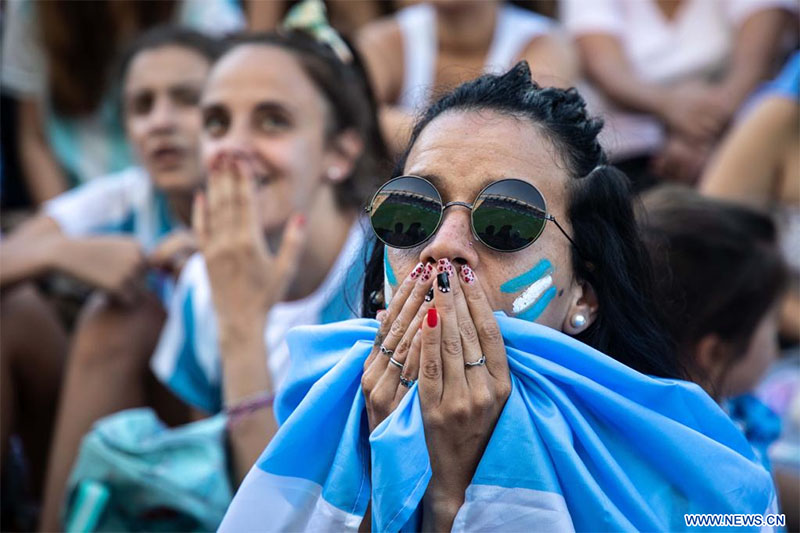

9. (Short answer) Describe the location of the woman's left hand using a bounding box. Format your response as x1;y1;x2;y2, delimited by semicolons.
409;258;512;529
148;229;197;279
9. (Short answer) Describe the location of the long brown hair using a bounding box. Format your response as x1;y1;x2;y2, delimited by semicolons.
37;0;177;116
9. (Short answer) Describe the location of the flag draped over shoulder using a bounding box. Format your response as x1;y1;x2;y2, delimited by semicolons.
220;314;776;532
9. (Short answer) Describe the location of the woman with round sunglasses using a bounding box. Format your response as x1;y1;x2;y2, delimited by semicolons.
220;62;777;532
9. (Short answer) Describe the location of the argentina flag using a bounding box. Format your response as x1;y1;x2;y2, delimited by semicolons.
219;313;777;532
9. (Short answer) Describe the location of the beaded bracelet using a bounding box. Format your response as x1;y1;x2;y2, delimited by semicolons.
225;390;275;428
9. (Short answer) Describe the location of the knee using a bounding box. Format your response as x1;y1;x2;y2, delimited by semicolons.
1;283;52;323
0;283;64;356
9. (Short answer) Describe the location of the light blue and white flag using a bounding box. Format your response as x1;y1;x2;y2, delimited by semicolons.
220;313;777;532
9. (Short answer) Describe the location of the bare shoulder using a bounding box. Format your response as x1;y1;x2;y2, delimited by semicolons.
517;32;579;89
356;16;404;103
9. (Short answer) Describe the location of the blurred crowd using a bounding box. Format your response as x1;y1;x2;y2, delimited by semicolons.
0;0;798;531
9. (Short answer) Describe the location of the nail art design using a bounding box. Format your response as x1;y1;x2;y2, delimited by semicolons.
460;264;476;284
437;258;455;276
425;288;434;302
437;272;451;293
420;263;434;282
409;262;425;280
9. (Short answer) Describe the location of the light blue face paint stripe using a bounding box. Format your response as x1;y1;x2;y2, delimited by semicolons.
516;286;557;322
384;248;398;287
500;259;553;294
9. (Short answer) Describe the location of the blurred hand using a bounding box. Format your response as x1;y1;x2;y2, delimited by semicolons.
148;229;197;279
659;82;731;141
194;155;306;341
53;236;147;305
651;133;713;185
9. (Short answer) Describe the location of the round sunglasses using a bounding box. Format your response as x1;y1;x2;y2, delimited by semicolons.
365;175;578;252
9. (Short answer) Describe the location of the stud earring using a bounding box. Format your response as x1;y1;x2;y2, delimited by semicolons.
327;167;343;181
570;313;587;329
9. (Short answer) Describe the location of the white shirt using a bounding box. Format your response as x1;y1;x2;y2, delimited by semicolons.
561;0;797;159
44;166;178;252
396;3;553;111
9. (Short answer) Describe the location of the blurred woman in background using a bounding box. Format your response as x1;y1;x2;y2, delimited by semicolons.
1;0;243;204
561;0;795;189
638;185;795;529
148;23;390;485
357;0;578;153
26;27;223;531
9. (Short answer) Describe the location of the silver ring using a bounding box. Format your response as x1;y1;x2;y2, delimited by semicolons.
389;357;404;370
465;355;486;368
399;376;416;388
380;345;394;357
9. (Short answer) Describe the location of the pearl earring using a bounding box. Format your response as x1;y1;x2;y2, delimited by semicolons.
328;167;343;181
570;313;587;329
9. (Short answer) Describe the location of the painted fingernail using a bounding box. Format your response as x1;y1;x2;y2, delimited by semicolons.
420;263;434;282
295;214;306;227
409;262;425;280
436;258;455;276
437;272;451;293
427;308;438;328
424;288;434;302
460;264;475;284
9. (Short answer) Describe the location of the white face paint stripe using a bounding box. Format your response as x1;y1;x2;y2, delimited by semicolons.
512;274;553;314
383;272;394;307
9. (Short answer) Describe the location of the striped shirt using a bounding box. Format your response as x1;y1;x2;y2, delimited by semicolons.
150;221;370;414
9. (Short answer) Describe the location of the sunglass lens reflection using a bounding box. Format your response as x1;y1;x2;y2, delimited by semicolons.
472;180;547;251
370;177;441;248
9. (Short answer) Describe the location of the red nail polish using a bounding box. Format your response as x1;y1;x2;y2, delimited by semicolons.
420;263;434;282
460;264;476;284
409;262;424;280
427;308;438;328
295;214;306;227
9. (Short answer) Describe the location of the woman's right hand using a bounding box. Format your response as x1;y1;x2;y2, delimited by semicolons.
193;155;306;339
361;261;434;432
53;236;147;305
659;83;730;141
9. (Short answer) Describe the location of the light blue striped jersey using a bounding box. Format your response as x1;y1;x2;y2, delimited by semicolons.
221;315;779;532
150;221;369;414
44;166;180;251
43;166;183;303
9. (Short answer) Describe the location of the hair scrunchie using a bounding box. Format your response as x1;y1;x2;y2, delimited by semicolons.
282;0;353;64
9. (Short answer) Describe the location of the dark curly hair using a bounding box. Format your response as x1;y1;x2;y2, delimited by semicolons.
362;61;682;380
